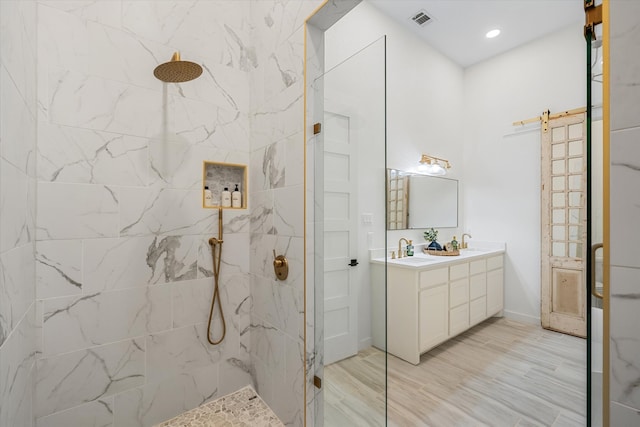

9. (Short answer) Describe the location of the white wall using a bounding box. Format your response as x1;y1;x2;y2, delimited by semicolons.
325;0;465;347
463;23;585;323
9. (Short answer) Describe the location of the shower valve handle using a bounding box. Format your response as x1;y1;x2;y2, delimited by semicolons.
272;250;289;281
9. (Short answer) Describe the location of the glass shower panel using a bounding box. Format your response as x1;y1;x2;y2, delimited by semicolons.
586;11;604;427
314;36;387;427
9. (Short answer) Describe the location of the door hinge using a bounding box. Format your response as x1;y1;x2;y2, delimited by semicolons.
584;2;602;40
313;123;321;135
313;375;322;389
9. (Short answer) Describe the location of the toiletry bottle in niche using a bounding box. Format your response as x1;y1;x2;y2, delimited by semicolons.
451;236;459;251
407;240;414;256
204;186;213;207
221;187;231;208
231;184;241;208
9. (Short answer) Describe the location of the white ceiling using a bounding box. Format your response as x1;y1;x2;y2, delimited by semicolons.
368;0;584;68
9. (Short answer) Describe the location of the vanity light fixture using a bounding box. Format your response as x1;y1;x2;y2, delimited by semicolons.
418;154;451;176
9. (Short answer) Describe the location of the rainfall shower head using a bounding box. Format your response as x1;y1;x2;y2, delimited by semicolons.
153;52;202;83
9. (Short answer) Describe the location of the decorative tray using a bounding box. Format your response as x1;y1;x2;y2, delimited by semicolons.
423;248;460;256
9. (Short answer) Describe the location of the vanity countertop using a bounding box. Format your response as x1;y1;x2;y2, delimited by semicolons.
370;245;505;269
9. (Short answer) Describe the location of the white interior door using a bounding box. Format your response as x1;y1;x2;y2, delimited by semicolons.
323;111;358;366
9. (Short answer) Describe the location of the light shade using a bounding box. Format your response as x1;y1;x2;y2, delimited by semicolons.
486;29;501;39
419;154;451;176
424;163;446;176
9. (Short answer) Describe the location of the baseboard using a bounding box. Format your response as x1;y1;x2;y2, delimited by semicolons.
359;337;372;351
503;310;540;325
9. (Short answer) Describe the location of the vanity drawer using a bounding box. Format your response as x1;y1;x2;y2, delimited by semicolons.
420;267;448;289
487;255;504;271
449;263;469;281
470;259;486;275
470;296;487;325
449;278;469;308
449;303;469;336
469;273;487;300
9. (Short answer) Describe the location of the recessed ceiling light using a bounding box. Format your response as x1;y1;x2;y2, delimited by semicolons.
486;29;501;39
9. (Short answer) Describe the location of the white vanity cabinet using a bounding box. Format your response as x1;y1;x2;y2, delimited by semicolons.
383;252;504;365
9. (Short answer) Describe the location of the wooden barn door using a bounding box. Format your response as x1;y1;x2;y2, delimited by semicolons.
541;112;587;337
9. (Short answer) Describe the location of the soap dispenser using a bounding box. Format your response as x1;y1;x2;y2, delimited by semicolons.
204;186;213;207
221;187;231;207
407;240;414;256
451;236;459;251
231;184;241;208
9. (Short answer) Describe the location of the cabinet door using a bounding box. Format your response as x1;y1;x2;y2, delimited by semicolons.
487;268;504;316
419;284;449;352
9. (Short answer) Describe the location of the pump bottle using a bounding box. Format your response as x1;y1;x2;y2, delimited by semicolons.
221;187;231;207
204;186;212;207
231;184;241;208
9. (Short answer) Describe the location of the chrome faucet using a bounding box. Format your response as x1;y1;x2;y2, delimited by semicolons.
398;238;409;258
461;233;472;249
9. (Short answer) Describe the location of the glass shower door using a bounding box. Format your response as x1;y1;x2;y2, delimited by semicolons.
585;4;604;425
313;36;387;426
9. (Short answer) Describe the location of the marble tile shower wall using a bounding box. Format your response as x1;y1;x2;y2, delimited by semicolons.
34;1;253;426
609;1;640;424
0;1;38;426
248;1;320;426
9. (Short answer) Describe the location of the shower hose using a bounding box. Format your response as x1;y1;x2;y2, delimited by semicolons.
206;237;226;345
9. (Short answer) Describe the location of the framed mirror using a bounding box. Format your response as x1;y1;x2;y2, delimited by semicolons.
386;168;458;230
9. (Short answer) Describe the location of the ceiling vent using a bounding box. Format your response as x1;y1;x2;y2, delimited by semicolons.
411;10;432;27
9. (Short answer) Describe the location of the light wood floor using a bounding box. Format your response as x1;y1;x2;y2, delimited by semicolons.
324;317;586;426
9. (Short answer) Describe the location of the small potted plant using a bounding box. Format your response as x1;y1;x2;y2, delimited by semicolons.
423;228;442;251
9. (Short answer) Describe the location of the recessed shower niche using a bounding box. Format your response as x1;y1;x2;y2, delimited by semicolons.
202;161;247;209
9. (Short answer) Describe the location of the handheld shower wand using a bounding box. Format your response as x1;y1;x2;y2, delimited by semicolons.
206;208;226;345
